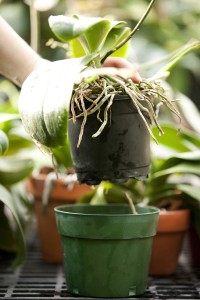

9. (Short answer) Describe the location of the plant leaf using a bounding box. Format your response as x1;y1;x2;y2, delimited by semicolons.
153;40;200;79
0;157;34;186
152;123;200;152
151;162;200;186
0;130;9;155
176;184;200;203
0;185;25;267
159;151;200;171
0;113;19;123
49;14;127;56
0;202;16;253
100;27;131;59
70;38;86;58
175;93;200;135
19;57;94;148
48;15;87;42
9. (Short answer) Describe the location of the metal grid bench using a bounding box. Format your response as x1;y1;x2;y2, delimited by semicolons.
1;236;200;300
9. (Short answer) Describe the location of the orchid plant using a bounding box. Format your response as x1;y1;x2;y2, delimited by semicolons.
18;0;200;162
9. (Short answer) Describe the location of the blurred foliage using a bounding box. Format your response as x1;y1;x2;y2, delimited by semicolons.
0;0;200;261
0;0;199;108
0;79;35;267
0;78;60;267
0;0;68;60
61;0;200;109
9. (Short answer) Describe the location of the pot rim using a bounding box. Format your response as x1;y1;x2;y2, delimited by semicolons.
54;203;160;217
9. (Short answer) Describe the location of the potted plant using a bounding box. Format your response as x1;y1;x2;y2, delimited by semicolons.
143;121;200;275
16;0;200;295
148;93;200;269
18;0;200;186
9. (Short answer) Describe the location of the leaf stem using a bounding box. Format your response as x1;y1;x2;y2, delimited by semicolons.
101;0;157;63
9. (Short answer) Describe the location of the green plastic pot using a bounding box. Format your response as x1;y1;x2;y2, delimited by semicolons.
55;204;159;298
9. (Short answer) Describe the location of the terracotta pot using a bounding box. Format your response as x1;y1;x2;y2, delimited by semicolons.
149;209;190;276
26;168;91;263
188;226;200;267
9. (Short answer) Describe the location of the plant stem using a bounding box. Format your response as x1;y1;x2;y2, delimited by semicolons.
101;0;157;63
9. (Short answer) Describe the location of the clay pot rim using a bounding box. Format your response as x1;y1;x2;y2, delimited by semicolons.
157;208;190;233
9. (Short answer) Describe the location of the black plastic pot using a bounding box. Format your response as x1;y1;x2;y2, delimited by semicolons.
68;94;150;185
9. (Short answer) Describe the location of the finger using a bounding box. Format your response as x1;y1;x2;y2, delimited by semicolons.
103;57;141;83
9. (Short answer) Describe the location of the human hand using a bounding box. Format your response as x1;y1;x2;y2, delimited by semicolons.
102;57;141;83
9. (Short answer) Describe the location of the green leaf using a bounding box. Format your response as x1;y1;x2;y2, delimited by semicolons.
84;19;112;54
49;14;127;57
0;113;19;123
147;186;179;204
52;143;72;169
151;162;200;185
19;57;95;149
152;123;200;152
5;133;33;156
161;40;200;73
0;185;25;267
159;151;200;171
70;37;87;58
0;157;34;186
101;27;131;59
0;202;16;253
90;184;107;205
176;184;200;203
0;130;9;155
153;40;200;79
48;15;87;42
175;93;200;135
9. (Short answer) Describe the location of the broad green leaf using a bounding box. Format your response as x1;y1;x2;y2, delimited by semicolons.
48;15;87;42
70;38;86;58
0;202;16;253
161;40;200;73
152;123;200;152
101;27;131;59
83;18;126;54
152;40;200;80
49;15;125;44
176;93;200;135
0;130;9;155
5;134;33;156
176;184;200;203
148;188;180;205
84;19;111;54
160;150;200;171
49;14;127;57
19;57;95;148
0;185;25;267
0;157;34;186
0;113;19;123
151;162;200;185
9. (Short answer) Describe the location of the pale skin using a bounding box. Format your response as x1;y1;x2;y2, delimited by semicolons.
0;16;141;87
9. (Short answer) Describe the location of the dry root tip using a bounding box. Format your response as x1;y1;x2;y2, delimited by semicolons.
125;192;138;215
